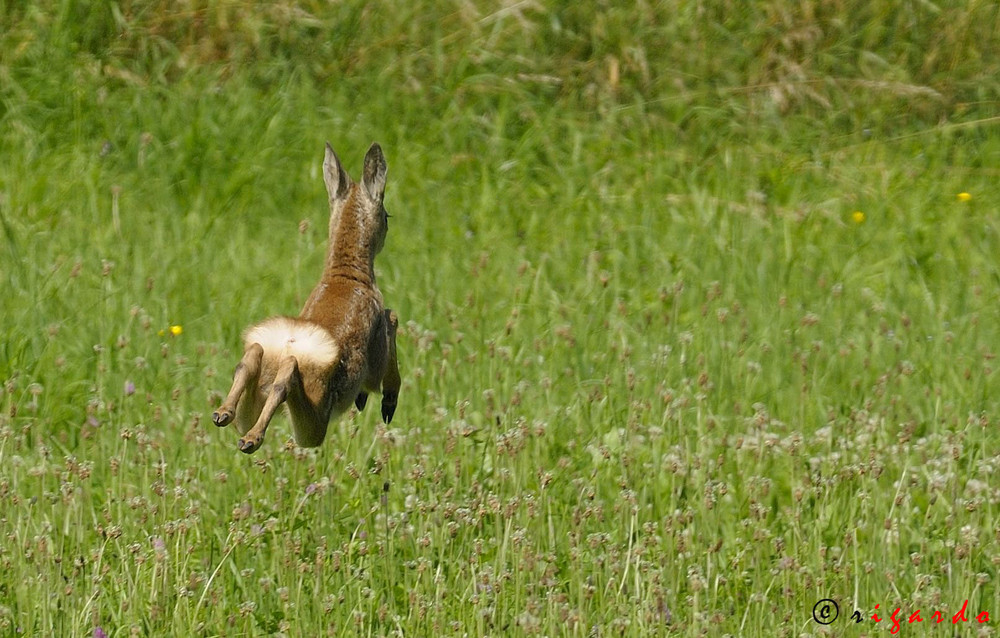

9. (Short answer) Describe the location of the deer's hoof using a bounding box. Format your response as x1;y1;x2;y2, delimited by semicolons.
381;394;397;425
238;437;260;454
355;392;369;412
212;408;234;427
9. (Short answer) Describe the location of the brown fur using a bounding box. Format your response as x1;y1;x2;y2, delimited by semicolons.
212;142;400;454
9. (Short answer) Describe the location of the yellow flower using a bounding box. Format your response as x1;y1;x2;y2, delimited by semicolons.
169;325;183;336
957;192;972;202
851;211;865;224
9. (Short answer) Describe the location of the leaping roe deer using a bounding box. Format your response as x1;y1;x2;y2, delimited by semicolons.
212;142;400;454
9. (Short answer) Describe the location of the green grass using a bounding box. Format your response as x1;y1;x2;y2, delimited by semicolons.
2;1;1000;636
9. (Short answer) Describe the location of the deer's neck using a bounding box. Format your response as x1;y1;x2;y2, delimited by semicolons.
323;235;376;287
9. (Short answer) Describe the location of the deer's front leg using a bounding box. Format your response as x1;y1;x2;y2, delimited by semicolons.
380;309;401;424
213;343;264;428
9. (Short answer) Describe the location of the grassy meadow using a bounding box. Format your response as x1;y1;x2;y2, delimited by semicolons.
2;1;1000;635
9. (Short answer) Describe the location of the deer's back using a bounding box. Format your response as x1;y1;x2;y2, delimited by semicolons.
300;275;384;351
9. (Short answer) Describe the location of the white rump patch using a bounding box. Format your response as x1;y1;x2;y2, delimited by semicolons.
244;317;339;368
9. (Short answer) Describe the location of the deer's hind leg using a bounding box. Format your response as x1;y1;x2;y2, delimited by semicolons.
213;343;264;429
238;355;327;454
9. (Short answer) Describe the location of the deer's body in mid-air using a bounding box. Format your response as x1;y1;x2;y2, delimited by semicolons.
212;142;400;454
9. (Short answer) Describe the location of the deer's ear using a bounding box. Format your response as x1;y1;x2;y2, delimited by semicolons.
361;143;387;203
323;142;350;202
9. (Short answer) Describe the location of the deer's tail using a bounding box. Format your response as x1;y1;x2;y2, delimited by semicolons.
243;316;339;377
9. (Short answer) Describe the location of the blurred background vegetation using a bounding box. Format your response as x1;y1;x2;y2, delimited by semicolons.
2;2;1000;635
4;0;999;146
